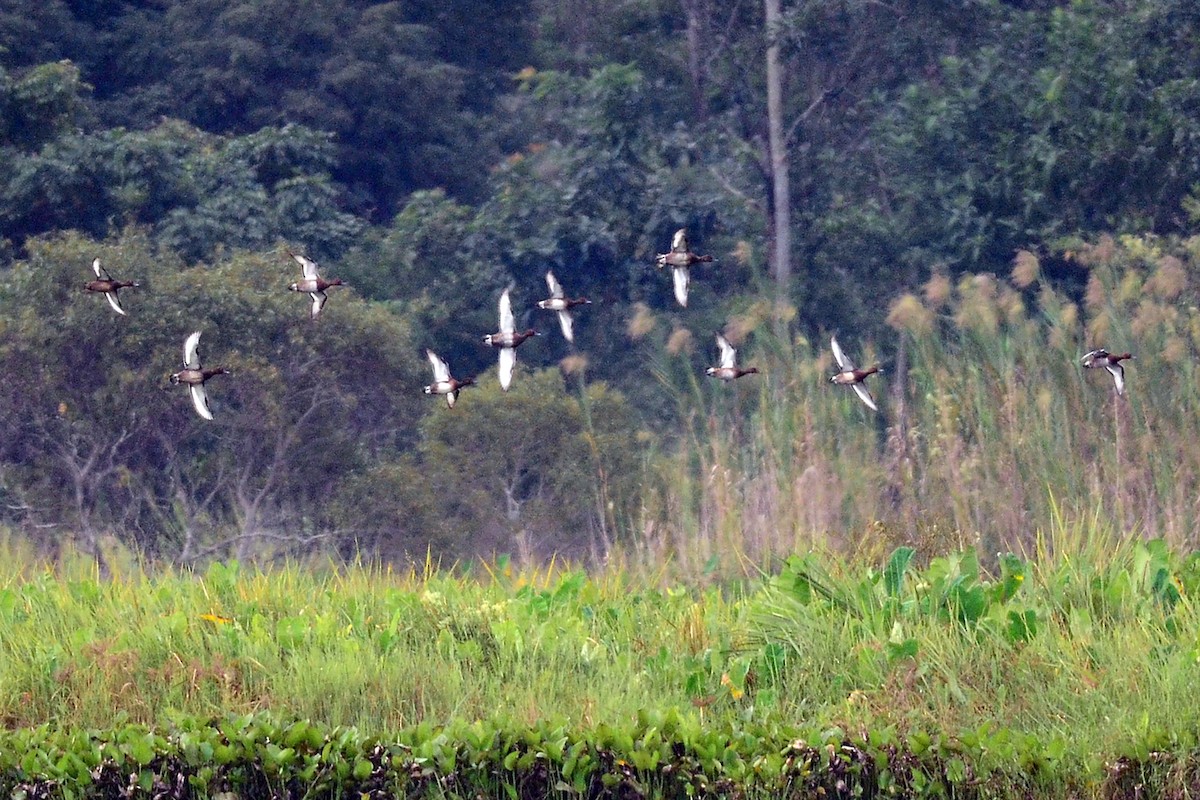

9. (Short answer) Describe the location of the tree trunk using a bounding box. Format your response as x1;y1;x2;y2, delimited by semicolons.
682;0;708;121
765;0;791;315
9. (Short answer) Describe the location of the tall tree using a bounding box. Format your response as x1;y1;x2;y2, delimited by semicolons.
764;0;790;311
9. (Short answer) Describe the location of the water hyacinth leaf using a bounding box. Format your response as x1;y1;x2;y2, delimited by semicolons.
995;553;1026;602
884;547;916;597
887;621;920;661
126;735;156;766
948;581;988;625
1006;609;1038;643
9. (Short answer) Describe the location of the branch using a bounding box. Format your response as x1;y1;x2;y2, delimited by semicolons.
708;163;765;214
783;86;842;149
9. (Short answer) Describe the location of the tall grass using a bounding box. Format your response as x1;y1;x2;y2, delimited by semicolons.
633;234;1200;576
2;530;1199;772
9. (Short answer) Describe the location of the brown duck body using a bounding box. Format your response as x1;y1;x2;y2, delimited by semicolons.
170;367;230;386
85;278;137;293
170;331;229;420
705;334;758;382
537;271;590;343
289;276;345;294
656;251;714;269
707;366;759;381
537;296;590;312
85;258;139;315
1082;349;1133;394
483;329;539;348
424;350;475;408
829;336;880;412
287;250;346;319
831;366;879;385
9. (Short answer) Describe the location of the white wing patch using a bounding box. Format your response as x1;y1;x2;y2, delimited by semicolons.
427;350;450;383
546;271;564;299
499;346;516;391
671;228;688;253
852;383;878;412
1106;363;1125;395
190;384;214;420
499;288;514;334
291;251;320;280
183;331;203;369
830;336;854;371
104;292;126;316
672;266;689;308
557;310;574;343
92;258;103;278
310;291;327;319
716;334;736;369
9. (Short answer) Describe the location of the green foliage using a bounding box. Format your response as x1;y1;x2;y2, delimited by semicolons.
408;368;642;559
0;546;1199;796
0;231;420;561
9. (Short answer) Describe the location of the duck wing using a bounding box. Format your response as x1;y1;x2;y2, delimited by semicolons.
189;384;214;420
289;250;320;280
830;336;856;371
1106;363;1125;395
183;331;203;369
499;288;514;334
499;346;516;391
852;383;878;412
716;334;736;369
671;228;689;254
92;258;108;279
672;265;689;308
557;310;574;343
104;291;127;316
445;389;458;409
426;349;450;383
545;271;564;299
310;291;327;319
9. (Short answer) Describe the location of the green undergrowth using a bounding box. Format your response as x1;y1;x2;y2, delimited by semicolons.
2;533;1200;797
0;710;1168;800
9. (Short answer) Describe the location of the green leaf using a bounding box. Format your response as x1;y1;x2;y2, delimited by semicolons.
884;547;916;597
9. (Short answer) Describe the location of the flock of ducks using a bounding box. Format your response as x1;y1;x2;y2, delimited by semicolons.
417;228;890;411
81;229;1133;420
82;251;347;420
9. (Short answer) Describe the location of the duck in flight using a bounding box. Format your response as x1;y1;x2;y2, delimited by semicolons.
483;288;539;390
1082;349;1133;395
536;271;590;343
84;258;139;316
170;331;230;420
830;336;880;412
287;250;346;319
705;333;758;381
655;229;713;308
423;350;475;408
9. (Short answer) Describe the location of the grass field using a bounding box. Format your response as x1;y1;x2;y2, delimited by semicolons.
2;522;1199;796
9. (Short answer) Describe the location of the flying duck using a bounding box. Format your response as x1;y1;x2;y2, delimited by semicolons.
1082;349;1133;395
170;331;230;421
482;288;539;390
536;271;590;343
287;250;346;319
84;258;139;315
830;336;880;412
423;350;475;408
705;334;758;381
655;229;713;308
